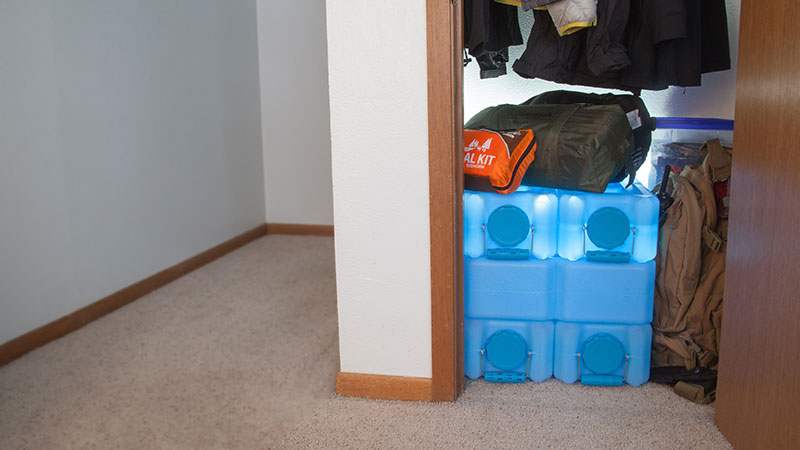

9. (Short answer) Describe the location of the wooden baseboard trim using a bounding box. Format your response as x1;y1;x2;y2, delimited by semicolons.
265;223;334;236
335;372;433;402
0;224;269;367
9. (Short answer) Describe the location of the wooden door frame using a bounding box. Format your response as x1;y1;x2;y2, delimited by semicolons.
427;0;464;402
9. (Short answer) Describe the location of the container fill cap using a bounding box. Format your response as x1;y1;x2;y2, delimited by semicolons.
487;205;530;247
485;330;528;371
486;205;531;247
582;334;625;375
587;207;630;249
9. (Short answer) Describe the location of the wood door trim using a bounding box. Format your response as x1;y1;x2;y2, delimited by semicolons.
427;0;464;401
0;224;269;366
336;372;433;402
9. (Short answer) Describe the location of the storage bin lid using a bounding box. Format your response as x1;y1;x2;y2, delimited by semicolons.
582;334;625;375
487;205;530;247
587;207;630;249
654;117;734;130
485;330;528;371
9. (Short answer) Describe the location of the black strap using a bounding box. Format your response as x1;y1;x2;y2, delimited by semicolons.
623;154;636;187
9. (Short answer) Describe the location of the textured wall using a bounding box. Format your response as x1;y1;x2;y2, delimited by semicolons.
257;0;334;225
326;0;432;377
0;0;265;344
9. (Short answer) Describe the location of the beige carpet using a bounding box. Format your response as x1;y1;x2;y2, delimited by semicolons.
0;235;339;449
1;235;731;449
282;379;731;450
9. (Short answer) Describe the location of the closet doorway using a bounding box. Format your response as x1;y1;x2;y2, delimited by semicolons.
427;2;800;449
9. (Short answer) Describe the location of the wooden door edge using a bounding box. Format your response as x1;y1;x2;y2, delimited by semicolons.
426;0;464;402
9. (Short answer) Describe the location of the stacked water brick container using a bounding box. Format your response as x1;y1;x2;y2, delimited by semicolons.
463;183;659;386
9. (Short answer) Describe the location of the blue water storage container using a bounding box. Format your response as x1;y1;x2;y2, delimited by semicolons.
555;258;655;324
557;182;658;263
465;257;557;321
464;188;558;260
554;322;651;386
465;318;554;383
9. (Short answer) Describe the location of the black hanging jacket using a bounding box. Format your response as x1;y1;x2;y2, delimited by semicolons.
620;0;731;90
464;0;524;78
513;0;731;91
513;1;632;89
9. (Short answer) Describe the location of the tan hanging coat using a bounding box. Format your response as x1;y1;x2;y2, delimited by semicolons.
652;139;732;370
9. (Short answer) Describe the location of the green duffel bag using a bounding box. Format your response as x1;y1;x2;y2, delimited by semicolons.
465;103;635;193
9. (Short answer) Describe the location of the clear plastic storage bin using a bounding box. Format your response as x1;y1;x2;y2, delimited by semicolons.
554;321;651;387
465;257;557;321
557;182;658;263
464;188;558;260
644;117;734;189
465;318;554;383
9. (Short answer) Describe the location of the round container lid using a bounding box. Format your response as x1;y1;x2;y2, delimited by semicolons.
586;207;631;250
581;334;625;375
487;205;530;248
485;330;528;371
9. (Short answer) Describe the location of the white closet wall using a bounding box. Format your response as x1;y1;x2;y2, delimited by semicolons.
326;0;432;377
0;0;264;344
257;0;334;226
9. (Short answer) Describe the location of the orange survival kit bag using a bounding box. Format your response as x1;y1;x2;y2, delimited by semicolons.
463;129;537;195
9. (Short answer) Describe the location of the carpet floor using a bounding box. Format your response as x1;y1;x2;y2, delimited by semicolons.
0;235;339;449
0;235;730;449
282;379;731;450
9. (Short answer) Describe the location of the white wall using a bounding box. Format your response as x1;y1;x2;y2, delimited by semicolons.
257;0;334;226
0;0;265;344
326;0;432;377
465;0;741;120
